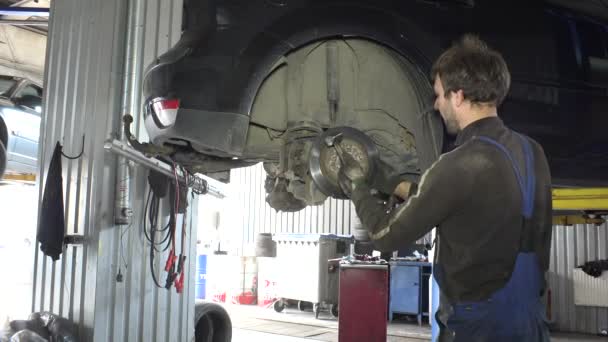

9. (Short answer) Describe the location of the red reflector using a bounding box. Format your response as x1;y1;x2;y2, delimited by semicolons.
153;98;180;113
150;98;180;127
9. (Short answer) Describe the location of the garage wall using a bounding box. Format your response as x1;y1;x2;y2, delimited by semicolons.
31;0;196;342
227;163;358;252
549;223;608;334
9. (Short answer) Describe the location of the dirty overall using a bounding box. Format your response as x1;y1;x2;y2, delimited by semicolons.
437;134;551;342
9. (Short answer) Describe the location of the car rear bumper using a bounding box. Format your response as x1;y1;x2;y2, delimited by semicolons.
144;107;250;157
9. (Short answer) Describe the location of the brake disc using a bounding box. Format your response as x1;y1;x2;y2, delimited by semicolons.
309;127;379;199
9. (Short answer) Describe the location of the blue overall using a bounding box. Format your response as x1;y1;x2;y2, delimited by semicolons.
438;134;550;342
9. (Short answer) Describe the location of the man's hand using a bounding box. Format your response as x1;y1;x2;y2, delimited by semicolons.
393;181;412;200
337;151;365;197
371;159;415;199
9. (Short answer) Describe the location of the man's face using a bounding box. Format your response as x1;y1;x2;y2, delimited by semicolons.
433;76;460;135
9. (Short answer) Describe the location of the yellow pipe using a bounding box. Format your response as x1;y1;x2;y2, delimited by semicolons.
552;188;608;211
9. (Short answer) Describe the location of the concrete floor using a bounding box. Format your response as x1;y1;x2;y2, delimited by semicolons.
224;303;608;342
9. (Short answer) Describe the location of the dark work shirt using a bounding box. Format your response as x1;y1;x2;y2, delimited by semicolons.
352;117;553;303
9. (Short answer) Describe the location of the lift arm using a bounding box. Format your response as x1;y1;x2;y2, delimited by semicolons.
552;188;608;211
552;188;608;225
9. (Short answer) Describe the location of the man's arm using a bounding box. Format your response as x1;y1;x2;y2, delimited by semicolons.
351;152;473;252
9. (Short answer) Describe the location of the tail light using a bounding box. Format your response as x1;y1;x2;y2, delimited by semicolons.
148;97;180;128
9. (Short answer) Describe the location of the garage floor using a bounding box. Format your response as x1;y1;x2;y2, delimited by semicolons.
223;304;608;342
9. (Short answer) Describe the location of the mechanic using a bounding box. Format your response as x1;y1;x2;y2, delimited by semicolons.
338;34;553;341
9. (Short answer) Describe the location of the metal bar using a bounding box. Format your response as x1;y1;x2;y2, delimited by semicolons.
552;215;606;226
552;188;608;211
114;0;142;226
10;0;35;7
0;19;47;25
339;264;388;270
104;138;226;198
0;7;49;16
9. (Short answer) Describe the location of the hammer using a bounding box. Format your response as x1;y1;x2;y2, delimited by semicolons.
324;132;348;165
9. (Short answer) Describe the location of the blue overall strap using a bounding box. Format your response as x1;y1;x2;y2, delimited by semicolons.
442;134;549;342
475;134;535;218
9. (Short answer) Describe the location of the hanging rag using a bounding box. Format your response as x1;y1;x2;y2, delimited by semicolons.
36;142;66;261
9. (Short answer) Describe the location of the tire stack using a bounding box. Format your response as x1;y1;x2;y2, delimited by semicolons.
194;302;232;342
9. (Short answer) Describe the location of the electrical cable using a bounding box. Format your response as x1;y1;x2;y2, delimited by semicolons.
145;163;201;292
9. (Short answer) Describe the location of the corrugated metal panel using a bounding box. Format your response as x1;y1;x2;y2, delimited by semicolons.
228;163;434;251
549;223;608;334
32;0;195;341
229;163;357;250
231;166;608;335
573;268;608;307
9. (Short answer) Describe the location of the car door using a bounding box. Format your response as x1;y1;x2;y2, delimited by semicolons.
471;0;608;185
7;83;42;172
536;5;608;184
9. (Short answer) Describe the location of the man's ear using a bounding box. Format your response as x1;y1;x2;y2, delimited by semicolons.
450;89;465;107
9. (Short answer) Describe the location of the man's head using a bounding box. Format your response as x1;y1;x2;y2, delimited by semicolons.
431;34;511;135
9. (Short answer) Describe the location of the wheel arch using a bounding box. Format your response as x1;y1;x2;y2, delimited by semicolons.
221;4;445;166
222;3;443;117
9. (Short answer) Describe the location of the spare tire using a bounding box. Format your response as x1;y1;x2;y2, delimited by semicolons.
0;141;6;179
194;301;232;342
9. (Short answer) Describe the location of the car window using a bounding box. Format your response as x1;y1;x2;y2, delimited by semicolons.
575;20;608;85
0;76;17;97
18;85;43;98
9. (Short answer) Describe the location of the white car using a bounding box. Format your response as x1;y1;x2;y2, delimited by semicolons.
0;75;43;177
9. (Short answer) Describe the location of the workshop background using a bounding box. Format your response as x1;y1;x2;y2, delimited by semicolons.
0;0;607;341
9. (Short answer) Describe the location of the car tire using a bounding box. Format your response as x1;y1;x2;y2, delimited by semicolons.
194;301;232;342
0;117;7;148
0;140;6;179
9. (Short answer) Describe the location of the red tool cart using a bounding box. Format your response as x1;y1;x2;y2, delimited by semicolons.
338;264;389;342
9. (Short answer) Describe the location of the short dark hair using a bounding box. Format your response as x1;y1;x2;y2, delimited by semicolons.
431;34;511;106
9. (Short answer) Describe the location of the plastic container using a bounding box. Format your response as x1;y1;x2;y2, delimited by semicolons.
206;254;229;303
206;255;258;304
195;254;207;299
226;256;258;305
255;233;276;257
273;233;353;318
257;257;278;308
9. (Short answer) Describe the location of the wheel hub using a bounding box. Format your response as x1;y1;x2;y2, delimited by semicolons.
309;127;378;199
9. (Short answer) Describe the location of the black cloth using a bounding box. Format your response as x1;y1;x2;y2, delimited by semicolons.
37;142;66;261
352;117;553;303
580;259;608;277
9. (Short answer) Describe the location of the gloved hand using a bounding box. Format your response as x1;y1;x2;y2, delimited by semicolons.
371;159;417;198
337;151;366;197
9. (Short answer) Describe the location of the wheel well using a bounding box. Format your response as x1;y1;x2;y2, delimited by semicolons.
221;3;441;118
246;37;443;171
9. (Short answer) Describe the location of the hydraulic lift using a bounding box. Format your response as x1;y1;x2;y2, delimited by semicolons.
552;188;608;225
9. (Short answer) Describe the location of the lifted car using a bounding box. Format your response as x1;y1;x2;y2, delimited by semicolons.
142;0;608;211
0;75;43;177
